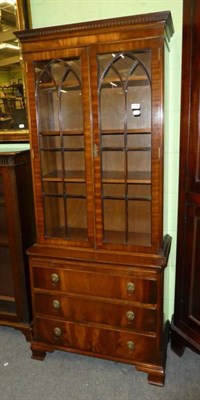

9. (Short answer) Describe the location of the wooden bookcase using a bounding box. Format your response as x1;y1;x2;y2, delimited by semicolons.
0;145;35;340
16;12;173;385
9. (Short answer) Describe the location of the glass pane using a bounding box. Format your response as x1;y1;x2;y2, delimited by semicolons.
61;88;83;131
63;136;85;180
66;198;87;229
100;82;124;131
102;134;124;148
35;59;83;133
66;198;88;241
0;247;14;296
40;150;62;178
128;150;151;173
128;201;151;246
37;89;59;132
127;133;151;147
0;175;7;237
64;151;85;174
43;182;63;196
127;64;151;130
65;183;86;196
0;203;7;236
0;174;3;197
102;151;125;174
44;196;65;237
99;50;151;247
128;184;151;200
63;135;84;149
35;57;88;241
44;195;87;238
191;219;200;320
0;299;16;314
40;135;61;150
103;199;125;243
60;65;83;131
99;51;151;132
103;184;125;198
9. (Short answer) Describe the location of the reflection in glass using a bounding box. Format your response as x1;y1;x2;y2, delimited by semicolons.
0;0;29;135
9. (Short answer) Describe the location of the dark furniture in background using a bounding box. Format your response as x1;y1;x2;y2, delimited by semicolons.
0;146;35;340
17;12;173;385
171;0;200;354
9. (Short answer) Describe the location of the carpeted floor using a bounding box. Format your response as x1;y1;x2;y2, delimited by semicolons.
0;325;199;400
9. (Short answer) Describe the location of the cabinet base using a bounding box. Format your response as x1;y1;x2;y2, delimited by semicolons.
148;372;165;386
31;348;47;361
134;365;165;386
30;340;167;387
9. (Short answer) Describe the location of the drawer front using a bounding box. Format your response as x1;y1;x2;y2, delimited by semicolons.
32;265;157;304
34;317;157;363
34;293;157;331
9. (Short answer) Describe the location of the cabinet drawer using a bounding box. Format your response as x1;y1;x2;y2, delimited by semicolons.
34;293;157;331
32;265;157;303
34;317;157;363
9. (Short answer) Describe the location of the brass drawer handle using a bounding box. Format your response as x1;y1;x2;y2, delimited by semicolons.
126;310;135;321
54;327;62;337
127;340;135;351
52;299;60;309
51;273;59;284
126;282;135;294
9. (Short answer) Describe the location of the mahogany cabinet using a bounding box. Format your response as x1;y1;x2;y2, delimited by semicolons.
0;145;35;340
171;0;200;354
16;12;173;385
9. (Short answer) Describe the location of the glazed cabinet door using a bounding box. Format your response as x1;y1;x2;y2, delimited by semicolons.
27;48;94;247
26;39;164;253
90;40;164;252
182;205;200;331
0;161;31;325
0;170;16;316
171;0;200;352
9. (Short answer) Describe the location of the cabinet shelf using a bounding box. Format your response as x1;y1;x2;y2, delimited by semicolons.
101;147;151;151
38;74;149;91
47;227;88;241
40;147;84;152
46;227;151;245
42;170;151;184
102;195;151;201
101;129;151;135
104;230;151;246
39;130;84;136
38;82;81;91
45;193;86;199
39;129;151;137
42;170;85;182
101;75;149;88
102;171;151;184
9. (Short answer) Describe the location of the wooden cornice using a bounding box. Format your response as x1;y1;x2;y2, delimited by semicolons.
15;11;174;43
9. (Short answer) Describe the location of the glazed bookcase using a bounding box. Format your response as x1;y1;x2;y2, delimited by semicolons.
0;146;35;339
16;11;173;386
